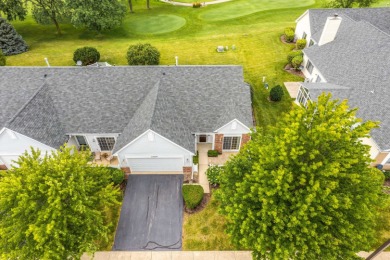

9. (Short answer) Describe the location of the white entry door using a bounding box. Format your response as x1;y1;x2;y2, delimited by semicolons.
126;157;183;172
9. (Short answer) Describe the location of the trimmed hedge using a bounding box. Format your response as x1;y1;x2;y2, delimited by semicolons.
296;39;307;50
287;50;302;64
270;85;284;102
284;27;295;43
207;150;219;157
0;50;5;66
292;55;303;70
127;43;160;65
193;2;201;8
73;47;100;66
182;185;204;209
107;167;124;185
206;165;224;185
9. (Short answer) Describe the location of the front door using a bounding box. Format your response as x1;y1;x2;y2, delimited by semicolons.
199;135;207;143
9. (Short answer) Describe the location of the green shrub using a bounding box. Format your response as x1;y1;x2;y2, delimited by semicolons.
292;55;303;70
193;2;201;8
384;171;390;181
296;39;307;50
270;85;284;102
127;43;160;65
0;50;5;66
207;150;219;157
182;185;204;209
73;47;100;66
206;165;224;185
287;50;302;64
107;167;124;185
193;151;199;165
284;27;295;43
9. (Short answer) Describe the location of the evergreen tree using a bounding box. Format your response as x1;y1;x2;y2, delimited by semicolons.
0;17;28;55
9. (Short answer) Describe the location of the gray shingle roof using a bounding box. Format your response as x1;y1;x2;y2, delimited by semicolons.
308;8;390;42
302;8;390;150
1;66;253;153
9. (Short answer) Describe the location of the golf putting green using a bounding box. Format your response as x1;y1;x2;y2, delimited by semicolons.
199;0;315;21
129;15;186;34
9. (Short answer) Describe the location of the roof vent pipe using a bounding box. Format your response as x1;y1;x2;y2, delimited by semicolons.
318;15;342;46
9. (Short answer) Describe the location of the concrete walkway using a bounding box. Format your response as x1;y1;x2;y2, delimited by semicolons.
82;251;390;260
198;143;211;193
160;0;232;7
82;251;252;260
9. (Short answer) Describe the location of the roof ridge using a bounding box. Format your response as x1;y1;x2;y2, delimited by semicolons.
6;82;47;126
359;19;390;38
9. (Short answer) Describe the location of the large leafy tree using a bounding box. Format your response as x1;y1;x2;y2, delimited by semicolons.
67;0;126;32
0;17;28;55
0;0;26;20
0;147;121;259
217;93;386;259
0;0;68;34
327;0;377;7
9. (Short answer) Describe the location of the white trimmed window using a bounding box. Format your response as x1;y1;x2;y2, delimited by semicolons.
306;60;314;74
223;136;241;150
97;137;116;151
302;32;307;39
296;86;311;108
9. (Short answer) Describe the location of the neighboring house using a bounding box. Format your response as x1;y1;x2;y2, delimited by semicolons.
293;8;390;168
0;66;253;175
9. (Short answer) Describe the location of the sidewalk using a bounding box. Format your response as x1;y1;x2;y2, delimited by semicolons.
82;251;252;260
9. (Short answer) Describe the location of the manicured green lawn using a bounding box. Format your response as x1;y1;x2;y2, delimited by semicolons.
183;195;241;250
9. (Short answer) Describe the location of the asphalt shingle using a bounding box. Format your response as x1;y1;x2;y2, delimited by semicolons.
1;66;253;153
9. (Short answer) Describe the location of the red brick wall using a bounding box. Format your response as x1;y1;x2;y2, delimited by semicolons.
183;166;192;174
0;164;7;170
214;134;224;154
241;134;251;147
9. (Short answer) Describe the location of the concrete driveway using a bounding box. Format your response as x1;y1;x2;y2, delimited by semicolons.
113;174;183;251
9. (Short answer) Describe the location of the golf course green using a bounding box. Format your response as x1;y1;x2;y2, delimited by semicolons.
199;0;315;21
128;14;186;34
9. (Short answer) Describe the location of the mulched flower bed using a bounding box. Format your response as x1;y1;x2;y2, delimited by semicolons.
284;63;305;78
280;35;295;45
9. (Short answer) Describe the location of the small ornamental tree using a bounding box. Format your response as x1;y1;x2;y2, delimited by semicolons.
284;27;295;43
269;85;284;101
217;93;386;260
291;55;303;70
127;43;160;65
73;46;100;65
287;50;302;64
0;50;5;66
296;39;307;50
0;146;121;259
0;17;28;55
206;165;224;186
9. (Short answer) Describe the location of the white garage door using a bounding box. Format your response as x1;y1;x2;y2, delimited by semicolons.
126;157;183;172
0;155;20;169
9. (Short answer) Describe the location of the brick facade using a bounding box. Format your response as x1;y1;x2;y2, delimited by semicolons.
0;164;7;170
241;133;251;146
214;134;224;154
183;166;192;174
